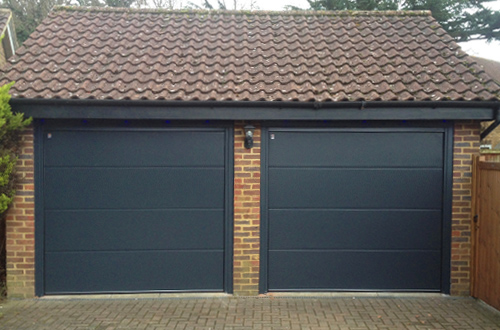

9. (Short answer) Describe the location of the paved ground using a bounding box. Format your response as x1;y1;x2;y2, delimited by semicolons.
0;294;499;329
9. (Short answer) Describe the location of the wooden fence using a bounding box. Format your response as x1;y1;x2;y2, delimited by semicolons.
472;156;500;310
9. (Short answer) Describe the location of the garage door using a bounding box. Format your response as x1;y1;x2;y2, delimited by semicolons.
264;128;446;291
41;126;230;294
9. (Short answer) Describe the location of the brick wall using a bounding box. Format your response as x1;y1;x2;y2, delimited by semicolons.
2;121;481;298
5;127;35;298
233;123;261;296
451;121;480;296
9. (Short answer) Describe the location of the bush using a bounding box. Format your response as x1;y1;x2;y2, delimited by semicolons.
0;82;31;213
0;82;31;297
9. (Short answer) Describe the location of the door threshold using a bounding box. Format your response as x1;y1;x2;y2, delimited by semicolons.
265;292;446;298
40;292;232;300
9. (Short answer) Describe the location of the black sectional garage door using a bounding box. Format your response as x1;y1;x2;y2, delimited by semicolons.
41;126;230;294
264;128;447;291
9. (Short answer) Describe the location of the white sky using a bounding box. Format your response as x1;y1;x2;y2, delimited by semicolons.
246;0;500;62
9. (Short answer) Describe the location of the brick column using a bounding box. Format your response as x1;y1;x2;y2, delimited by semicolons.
451;121;480;296
233;123;260;296
5;127;35;298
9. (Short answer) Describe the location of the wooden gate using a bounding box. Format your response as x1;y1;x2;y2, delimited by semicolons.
472;156;500;310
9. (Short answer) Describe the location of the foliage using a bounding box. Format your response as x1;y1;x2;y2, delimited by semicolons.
303;0;500;42
403;0;500;41
307;0;398;11
73;0;104;6
147;0;184;10
187;0;257;10
1;0;70;43
104;0;135;7
0;82;30;298
0;82;31;215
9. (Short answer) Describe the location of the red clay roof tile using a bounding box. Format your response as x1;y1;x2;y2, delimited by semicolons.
1;7;499;102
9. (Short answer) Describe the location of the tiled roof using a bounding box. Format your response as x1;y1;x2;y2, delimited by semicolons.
1;7;499;102
472;56;500;85
0;9;11;35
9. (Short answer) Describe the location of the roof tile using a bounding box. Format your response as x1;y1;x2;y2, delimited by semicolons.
1;7;499;102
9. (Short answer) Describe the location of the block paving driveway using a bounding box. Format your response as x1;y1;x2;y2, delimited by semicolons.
0;294;499;329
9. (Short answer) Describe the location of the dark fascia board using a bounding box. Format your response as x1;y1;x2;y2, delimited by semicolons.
10;99;500;120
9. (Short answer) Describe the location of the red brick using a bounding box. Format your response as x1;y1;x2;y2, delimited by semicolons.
450;121;479;297
233;123;261;296
6;128;35;298
3;121;480;299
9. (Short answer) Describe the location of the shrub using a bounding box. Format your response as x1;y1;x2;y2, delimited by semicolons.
0;82;31;297
0;82;31;213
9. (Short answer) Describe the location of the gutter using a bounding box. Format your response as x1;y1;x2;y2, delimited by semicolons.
9;98;500;121
9;98;500;109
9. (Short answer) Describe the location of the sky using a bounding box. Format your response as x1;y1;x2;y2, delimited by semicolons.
244;0;500;62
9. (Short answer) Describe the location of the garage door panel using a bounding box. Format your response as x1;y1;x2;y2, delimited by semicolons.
41;127;229;294
269;132;443;168
265;129;445;292
45;210;224;252
45;251;224;293
44;131;225;167
44;168;224;209
269;168;443;209
268;251;442;290
269;210;442;250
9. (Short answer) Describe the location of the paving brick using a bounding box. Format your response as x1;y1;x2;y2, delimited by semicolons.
1;296;500;329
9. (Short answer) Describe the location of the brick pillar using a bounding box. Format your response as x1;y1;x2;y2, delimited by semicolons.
451;121;480;296
5;127;35;298
233;123;260;296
